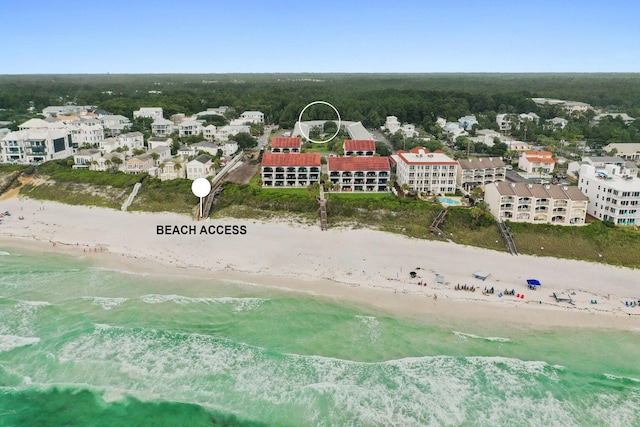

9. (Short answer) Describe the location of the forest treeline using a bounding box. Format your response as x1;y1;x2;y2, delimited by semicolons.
2;73;640;142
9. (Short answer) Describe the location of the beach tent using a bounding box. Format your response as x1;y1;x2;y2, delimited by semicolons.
526;279;541;287
472;270;491;281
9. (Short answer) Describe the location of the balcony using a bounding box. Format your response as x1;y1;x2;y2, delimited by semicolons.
298;167;308;172
354;172;365;177
287;167;296;173
554;200;568;207
366;172;376;177
275;174;284;179
264;167;273;172
500;203;514;210
342;172;353;177
366;179;376;184
501;196;515;203
379;172;389;177
330;172;340;177
263;174;273;179
310;167;320;173
275;167;284;173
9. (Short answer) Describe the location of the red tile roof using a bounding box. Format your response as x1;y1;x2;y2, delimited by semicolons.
328;156;390;171
271;137;302;148
261;153;321;167
343;139;375;151
526;156;555;163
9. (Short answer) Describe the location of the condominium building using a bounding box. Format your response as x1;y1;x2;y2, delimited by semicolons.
390;148;458;195
271;137;302;153
133;107;164;121
1;119;73;164
343;139;375;156
456;157;506;191
485;182;588;225
578;164;640;226
68;118;104;146
261;153;321;188
327;156;390;192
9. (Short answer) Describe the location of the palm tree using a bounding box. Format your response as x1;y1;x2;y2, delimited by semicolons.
401;183;410;198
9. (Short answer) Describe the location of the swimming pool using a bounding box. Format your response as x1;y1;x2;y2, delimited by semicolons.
438;197;461;206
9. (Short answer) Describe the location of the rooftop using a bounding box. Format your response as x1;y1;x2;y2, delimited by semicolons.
394;148;457;165
492;181;588;201
271;137;302;148
328;156;390;171
343;139;375;151
262;153;321;167
458;157;506;170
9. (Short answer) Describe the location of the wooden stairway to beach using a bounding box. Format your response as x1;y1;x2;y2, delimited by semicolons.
318;186;328;231
497;220;518;255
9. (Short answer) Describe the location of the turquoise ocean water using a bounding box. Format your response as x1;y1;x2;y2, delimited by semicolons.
1;247;639;426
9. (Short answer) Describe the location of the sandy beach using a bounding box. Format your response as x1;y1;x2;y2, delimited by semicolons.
1;196;640;329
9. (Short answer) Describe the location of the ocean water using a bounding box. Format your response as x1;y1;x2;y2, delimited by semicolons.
1;248;639;426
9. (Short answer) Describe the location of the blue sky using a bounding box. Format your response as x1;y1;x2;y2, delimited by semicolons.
2;0;639;73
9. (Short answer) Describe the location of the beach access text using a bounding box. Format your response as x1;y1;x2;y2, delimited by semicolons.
156;225;247;235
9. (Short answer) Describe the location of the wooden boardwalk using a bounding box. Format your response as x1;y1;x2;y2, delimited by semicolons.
318;186;328;231
497;220;518;255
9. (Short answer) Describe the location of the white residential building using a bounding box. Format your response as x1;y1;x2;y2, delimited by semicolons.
602;143;640;161
93;153;125;172
149;146;171;165
133;107;164;121
239;111;264;124
457;157;506;191
1;119;73;164
390;147;458;195
178;120;204;138
532;98;592;114
546;117;568;129
42;105;96;118
261;153;322;188
518;151;555;177
125;154;154;174
496;114;513;131
271;137;302;153
72;149;102;169
191;141;221;157
151;117;175;136
343;139;375;156
518;112;540;125
158;158;186;181
591;113;636;126
327;156;390;192
147;137;173;151
485;181;588;225
578;164;640;226
216;124;250;141
187;155;213;180
221;142;238;157
383;116;418;138
117;132;145;153
567;156;637;179
177;145;197;158
100;115;131;136
195;107;229;118
203;125;217;141
68;119;104;147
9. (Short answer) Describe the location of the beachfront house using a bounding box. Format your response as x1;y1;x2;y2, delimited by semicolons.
68;118;104;147
270;137;302;153
578;164;640;226
125;154;154;174
343;139;375;156
261;153;321;188
72;149;102;169
147;137;173;151
100;115;131;136
203;125;217;141
390;147;458;195
186;155;213;180
485;182;588;225
456;157;506;191
117;132;145;154
158;159;186;181
327;156;390;192
178;120;204;138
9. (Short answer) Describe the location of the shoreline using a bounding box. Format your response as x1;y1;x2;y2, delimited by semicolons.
2;196;640;330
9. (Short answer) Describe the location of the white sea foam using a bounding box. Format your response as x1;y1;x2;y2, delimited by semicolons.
604;373;640;383
56;325;572;426
83;297;129;310
140;294;266;312
90;267;150;276
453;331;511;343
17;300;51;308
0;334;40;353
0;251;11;256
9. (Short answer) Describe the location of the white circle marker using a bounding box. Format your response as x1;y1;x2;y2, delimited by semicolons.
297;101;341;144
192;178;212;218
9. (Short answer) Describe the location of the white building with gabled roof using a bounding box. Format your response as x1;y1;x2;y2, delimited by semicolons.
133;107;164;121
187;155;213;180
151;117;174;136
239;111;264;124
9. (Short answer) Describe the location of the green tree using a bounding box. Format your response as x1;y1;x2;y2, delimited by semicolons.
229;132;258;150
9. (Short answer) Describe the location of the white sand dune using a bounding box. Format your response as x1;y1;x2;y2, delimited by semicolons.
2;196;640;329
